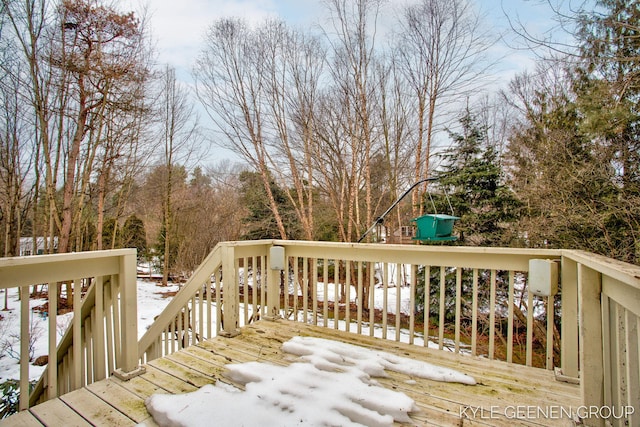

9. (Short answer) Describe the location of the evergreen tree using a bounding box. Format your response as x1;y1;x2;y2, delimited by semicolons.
428;109;520;246
238;171;301;240
102;218;118;249
506;1;640;263
574;0;640;262
506;75;605;251
121;214;147;259
416;109;520;319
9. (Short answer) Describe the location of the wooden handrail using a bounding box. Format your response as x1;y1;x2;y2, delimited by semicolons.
3;241;639;426
138;244;223;359
0;249;139;410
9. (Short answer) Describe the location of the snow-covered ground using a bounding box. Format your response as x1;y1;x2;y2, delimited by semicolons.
0;280;181;383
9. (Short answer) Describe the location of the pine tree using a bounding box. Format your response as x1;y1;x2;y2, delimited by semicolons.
238;171;301;240
415;109;520;318
121;215;147;259
574;0;640;262
428;109;520;246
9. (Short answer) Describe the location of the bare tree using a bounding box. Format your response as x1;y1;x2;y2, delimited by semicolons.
156;65;201;285
321;0;383;241
373;58;415;242
260;22;326;240
313;92;353;242
195;18;289;239
395;0;494;216
52;0;148;253
0;48;35;258
2;0;59;254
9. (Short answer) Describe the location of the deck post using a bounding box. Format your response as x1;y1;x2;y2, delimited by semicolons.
578;263;604;427
220;244;240;337
560;256;579;379
113;250;146;380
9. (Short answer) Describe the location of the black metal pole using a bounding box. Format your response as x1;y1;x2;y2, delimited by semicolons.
357;177;438;243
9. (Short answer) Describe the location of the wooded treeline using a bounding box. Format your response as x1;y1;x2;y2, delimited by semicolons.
1;0;638;282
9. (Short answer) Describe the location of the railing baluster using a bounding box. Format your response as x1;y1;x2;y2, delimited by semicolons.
260;256;266;319
94;277;106;381
215;269;222;334
369;262;375;337
207;276;213;339
345;261;351;330
357;261;363;334
48;281;58;399
284;257;290;318
526;289;534;366
409;264;416;345
312;258;318;326
471;269;478;356
292;257;302;322
382;263;388;339
191;296;197;346
198;285;204;342
489;269;496;359
424;265;431;347
243;257;249;325
438;266;445;350
613;302;625;414
455;268;462;353
625;309;640;426
251;256;258;322
333;260;339;330
303;257;308;324
545;295;554;370
73;278;82;389
507;270;514;363
111;274;121;368
61;354;68;394
19;285;29;411
323;259;329;327
104;278;115;377
85;313;93;384
395;264;401;342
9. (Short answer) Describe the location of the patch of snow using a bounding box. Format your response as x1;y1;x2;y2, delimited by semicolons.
282;336;476;385
0;291;73;383
143;336;475;427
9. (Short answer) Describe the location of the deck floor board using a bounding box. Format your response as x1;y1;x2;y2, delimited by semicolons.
59;387;135;427
28;397;91;427
1;319;581;427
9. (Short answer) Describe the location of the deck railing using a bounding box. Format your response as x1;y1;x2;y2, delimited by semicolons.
2;241;639;426
0;249;142;411
142;242;567;366
139;241;640;427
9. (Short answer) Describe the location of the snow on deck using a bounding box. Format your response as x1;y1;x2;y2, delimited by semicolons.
1;320;581;427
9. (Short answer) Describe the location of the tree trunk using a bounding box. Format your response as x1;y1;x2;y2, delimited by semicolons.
58;91;89;254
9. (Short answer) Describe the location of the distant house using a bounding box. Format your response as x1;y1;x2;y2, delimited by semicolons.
376;225;415;244
19;237;58;256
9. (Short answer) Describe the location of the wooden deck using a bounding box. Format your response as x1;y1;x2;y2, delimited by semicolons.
2;320;581;427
